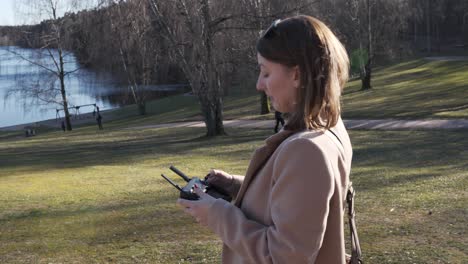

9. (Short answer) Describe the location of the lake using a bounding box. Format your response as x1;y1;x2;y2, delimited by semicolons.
0;46;187;128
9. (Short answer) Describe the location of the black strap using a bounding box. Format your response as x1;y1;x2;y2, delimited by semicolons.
327;129;363;264
327;129;343;147
346;182;363;264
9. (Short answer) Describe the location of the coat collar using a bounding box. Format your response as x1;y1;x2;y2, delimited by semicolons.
234;129;296;207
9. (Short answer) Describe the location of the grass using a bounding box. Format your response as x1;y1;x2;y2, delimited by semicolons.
0;126;262;263
0;124;467;263
0;57;467;263
342;59;468;119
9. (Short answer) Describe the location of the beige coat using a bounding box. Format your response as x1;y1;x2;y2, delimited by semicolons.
206;119;352;264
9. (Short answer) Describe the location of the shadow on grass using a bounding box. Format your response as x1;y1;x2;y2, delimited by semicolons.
0;127;270;175
342;59;468;119
349;130;468;190
351;130;467;165
0;190;177;222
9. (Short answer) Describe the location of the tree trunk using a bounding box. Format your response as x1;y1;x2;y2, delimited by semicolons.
260;91;270;114
426;0;431;53
361;60;372;90
199;57;225;137
361;0;372;91
60;74;72;131
199;94;225;137
138;101;146;115
200;0;225;136
58;47;72;131
463;13;468;43
148;0;225;137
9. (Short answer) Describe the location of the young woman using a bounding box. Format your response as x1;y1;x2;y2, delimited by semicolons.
178;15;353;263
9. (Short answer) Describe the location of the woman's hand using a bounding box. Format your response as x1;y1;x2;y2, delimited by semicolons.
177;184;217;227
205;169;233;190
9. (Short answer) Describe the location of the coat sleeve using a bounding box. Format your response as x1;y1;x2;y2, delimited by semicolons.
206;138;335;263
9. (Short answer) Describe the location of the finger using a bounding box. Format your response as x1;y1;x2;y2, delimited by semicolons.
193;184;210;199
205;169;216;181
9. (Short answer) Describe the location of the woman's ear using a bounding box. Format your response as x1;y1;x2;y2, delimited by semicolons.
293;66;301;89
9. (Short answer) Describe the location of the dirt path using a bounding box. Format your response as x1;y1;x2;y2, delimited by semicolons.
424;56;468;61
1;114;467;132
129;118;468;131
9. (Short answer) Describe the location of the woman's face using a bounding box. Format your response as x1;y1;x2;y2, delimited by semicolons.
256;53;300;113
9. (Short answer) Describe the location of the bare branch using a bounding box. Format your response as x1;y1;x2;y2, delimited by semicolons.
46;48;61;73
7;49;58;77
63;66;82;76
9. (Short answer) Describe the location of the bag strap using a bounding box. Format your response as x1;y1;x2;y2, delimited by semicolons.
325;129;363;264
346;182;363;264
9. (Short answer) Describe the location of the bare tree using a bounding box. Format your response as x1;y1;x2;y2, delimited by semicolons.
148;0;227;136
360;0;373;90
7;0;87;131
102;0;156;115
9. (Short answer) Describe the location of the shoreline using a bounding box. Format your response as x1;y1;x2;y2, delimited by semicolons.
0;108;115;131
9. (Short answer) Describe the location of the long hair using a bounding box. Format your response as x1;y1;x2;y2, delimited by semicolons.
256;15;349;130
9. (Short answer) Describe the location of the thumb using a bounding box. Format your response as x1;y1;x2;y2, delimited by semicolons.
193;183;209;199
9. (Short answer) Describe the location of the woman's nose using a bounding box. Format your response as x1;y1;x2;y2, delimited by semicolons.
256;78;264;91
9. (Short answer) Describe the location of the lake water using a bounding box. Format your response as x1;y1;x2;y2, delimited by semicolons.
0;46;187;128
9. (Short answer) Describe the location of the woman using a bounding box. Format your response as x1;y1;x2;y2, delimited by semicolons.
178;15;352;263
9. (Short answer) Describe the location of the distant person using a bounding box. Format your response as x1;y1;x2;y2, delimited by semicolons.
177;15;354;263
96;114;103;130
274;110;285;133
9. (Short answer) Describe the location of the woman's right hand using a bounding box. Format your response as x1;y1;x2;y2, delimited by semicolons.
204;169;233;190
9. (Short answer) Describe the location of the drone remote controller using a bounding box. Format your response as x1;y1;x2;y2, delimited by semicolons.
161;166;231;201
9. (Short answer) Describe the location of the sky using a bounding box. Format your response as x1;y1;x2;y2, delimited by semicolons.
0;0;16;25
0;0;100;26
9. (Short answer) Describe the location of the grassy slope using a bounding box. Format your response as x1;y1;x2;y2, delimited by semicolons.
0;126;467;263
342;59;468;119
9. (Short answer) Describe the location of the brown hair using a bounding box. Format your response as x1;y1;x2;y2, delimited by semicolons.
257;15;349;130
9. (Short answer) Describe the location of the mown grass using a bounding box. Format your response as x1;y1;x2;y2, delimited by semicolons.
0;57;467;263
342;59;468;119
0;124;467;263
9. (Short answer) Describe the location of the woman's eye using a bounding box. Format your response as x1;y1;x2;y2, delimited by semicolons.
263;73;269;78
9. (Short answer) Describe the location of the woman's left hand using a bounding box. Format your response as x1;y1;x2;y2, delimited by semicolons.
177;184;217;227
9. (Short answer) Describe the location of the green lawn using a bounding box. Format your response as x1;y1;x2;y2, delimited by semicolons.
0;125;467;263
0;57;467;263
342;59;468;119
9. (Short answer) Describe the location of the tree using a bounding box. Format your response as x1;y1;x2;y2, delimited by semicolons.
345;0;367;79
148;0;226;136
100;0;158;115
361;0;372;90
7;0;87;131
